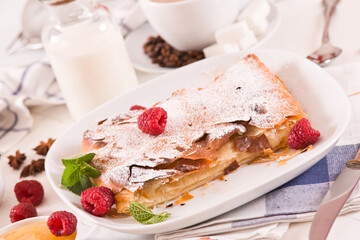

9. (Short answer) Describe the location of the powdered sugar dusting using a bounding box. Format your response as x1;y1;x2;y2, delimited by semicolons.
129;167;178;183
207;123;246;141
84;54;303;192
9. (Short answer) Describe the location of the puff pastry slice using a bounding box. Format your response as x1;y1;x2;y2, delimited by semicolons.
80;54;304;213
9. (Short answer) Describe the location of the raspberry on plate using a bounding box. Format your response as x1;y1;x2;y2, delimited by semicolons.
47;211;77;236
9;203;37;223
14;180;44;206
287;118;320;149
130;105;146;111
81;186;114;217
137;107;167;136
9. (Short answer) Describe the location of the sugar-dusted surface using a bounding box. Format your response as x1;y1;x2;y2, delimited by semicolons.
83;54;303;192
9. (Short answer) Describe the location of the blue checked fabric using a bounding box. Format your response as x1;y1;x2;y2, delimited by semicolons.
238;143;360;227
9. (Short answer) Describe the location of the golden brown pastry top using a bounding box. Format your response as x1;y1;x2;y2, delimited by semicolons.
81;54;304;192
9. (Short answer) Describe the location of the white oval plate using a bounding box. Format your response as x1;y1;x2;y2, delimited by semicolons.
45;49;351;234
125;2;280;73
0;216;49;235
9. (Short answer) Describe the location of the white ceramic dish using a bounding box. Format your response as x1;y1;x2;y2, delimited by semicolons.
46;49;351;234
125;2;280;73
0;216;48;235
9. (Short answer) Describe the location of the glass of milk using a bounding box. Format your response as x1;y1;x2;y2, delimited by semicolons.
41;0;138;120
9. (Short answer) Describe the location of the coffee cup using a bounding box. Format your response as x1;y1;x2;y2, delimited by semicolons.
139;0;250;51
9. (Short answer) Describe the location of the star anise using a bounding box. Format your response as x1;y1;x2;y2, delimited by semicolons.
8;150;26;169
33;138;55;156
20;159;45;178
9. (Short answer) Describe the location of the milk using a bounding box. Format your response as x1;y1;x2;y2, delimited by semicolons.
46;21;138;120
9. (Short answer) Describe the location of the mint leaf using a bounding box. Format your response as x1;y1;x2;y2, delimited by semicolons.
142;212;171;224
62;159;77;167
61;153;98;194
80;153;96;164
129;202;170;224
68;175;93;195
129;202;154;222
62;153;95;164
61;164;81;187
80;161;101;178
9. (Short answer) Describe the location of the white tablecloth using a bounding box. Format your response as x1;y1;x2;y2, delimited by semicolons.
1;0;360;239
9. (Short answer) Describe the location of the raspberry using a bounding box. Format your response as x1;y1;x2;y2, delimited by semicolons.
14;180;44;206
137;107;167;136
9;203;37;223
47;211;77;236
81;186;114;217
130;105;146;111
287;118;320;149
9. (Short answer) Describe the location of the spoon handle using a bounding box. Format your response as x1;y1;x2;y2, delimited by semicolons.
4;31;33;55
5;32;23;52
322;0;340;43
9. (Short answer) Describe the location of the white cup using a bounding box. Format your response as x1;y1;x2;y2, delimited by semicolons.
139;0;250;51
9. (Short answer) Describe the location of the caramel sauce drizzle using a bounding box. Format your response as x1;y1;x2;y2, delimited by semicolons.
175;192;194;205
251;145;313;167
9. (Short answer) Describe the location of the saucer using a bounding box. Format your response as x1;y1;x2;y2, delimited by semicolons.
125;2;280;74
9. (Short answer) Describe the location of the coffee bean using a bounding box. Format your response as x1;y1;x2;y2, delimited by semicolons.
143;36;205;68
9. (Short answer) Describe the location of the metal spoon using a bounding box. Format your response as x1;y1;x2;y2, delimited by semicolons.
306;0;342;67
5;0;47;55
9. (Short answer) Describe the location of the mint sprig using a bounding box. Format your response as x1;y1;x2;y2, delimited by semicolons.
67;175;93;195
61;153;100;195
129;202;170;224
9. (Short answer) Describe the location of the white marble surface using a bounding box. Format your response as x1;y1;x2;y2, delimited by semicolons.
1;0;360;239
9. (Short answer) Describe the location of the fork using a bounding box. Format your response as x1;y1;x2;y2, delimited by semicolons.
306;0;342;67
